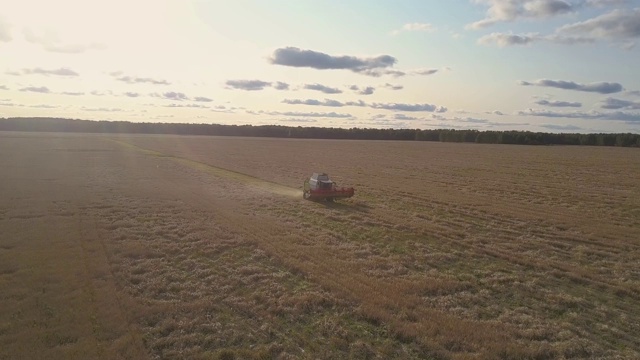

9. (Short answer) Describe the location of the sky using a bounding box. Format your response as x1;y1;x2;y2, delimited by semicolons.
1;0;639;133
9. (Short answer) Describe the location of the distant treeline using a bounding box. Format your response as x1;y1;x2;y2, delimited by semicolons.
1;117;639;147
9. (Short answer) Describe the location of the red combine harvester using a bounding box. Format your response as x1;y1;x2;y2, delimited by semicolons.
303;173;355;202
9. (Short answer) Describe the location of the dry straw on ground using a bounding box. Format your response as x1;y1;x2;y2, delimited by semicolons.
1;132;639;359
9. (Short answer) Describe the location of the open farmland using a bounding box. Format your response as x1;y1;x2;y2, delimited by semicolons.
1;131;639;359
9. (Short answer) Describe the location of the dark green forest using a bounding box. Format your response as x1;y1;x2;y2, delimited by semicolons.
1;117;639;147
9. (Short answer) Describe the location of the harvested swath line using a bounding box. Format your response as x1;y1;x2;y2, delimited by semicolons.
109;139;300;198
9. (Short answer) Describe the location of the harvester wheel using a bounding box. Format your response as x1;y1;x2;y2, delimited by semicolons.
303;190;310;199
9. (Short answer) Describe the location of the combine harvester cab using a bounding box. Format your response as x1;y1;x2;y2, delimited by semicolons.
303;172;354;202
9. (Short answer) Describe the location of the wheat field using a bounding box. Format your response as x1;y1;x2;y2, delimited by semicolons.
1;131;639;359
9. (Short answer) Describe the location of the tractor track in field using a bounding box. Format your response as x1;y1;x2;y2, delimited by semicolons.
109;138;301;198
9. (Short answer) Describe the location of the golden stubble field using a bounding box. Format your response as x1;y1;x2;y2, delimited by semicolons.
0;131;639;360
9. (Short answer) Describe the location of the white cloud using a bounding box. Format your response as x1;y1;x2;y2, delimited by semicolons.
518;108;640;123
383;83;403;90
21;67;79;76
225;79;271;91
600;97;640;109
349;85;375;95
535;99;582;107
269;47;402;77
111;72;170;85
304;83;343;94
520;79;623;93
557;8;640;42
477;7;640;48
281;99;446;112
391;23;436;35
370;102;447;112
467;0;576;29
150;91;189;101
248;110;352;118
19;86;50;93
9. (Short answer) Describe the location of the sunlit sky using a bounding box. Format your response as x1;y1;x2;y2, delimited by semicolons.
1;0;639;133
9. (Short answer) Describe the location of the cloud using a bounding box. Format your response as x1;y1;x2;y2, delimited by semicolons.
370;102;447;112
226;79;272;91
383;83;404;90
467;1;629;31
90;90;112;96
391;23;436;35
349;85;375;95
248;110;352;118
346;100;368;107
269;47;400;77
81;107;123;112
0;85;8;90
600;97;640;109
535;99;583;107
282;98;445;112
303;83;343;94
123;92;140;98
520;79;623;93
20;67;79;76
540;124;584;131
492;110;504;115
478;31;596;46
163;103;209;108
113;73;170;85
524;0;574;16
19;86;50;93
359;86;375;95
282;98;348;107
193;96;213;102
150;92;189;101
477;7;639;47
273;82;290;90
432;116;492;124
210;105;242;113
383;69;408;77
518;108;640;122
23;28;104;53
430;114;531;128
585;0;628;6
411;68;439;76
467;0;582;29
478;32;541;46
557;8;640;42
394;114;419;120
60;91;84;96
29;104;60;109
278;118;318;123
